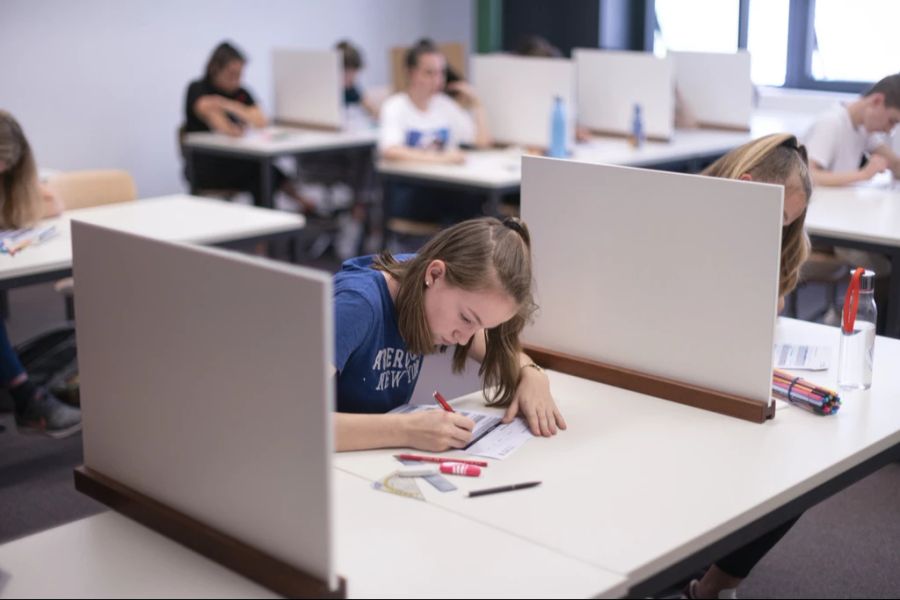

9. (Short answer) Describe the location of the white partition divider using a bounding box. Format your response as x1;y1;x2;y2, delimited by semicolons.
672;50;753;130
521;156;782;405
273;48;343;129
574;49;674;140
471;54;575;149
72;222;336;591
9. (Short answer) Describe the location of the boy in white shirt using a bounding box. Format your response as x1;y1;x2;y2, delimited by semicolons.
803;73;900;186
802;74;900;312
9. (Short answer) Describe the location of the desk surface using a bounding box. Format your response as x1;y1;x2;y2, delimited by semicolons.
0;470;627;599
376;110;814;189
3;321;894;598
183;126;378;157
335;318;900;584
806;182;900;248
0;195;305;285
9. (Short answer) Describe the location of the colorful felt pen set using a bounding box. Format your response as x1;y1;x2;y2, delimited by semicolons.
772;369;841;416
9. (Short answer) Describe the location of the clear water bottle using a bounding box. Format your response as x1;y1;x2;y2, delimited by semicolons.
548;95;568;158
838;269;877;390
629;103;645;148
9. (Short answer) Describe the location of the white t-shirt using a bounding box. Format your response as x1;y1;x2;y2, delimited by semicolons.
378;92;475;153
802;104;886;172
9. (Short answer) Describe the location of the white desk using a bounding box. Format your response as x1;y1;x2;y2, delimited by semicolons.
0;470;628;599
0;195;306;291
182;126;378;209
805;183;900;337
4;321;894;598
334;318;900;595
376;110;814;215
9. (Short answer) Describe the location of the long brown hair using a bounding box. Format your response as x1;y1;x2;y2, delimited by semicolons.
374;217;536;407
0;111;43;229
702;133;811;298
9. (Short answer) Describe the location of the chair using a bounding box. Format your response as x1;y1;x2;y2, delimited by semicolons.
44;169;138;320
45;169;137;210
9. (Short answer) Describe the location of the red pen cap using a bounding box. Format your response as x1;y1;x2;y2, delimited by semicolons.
440;462;481;477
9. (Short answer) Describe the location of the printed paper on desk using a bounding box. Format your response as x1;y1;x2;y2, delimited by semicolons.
389;403;503;442
389;403;532;459
465;418;534;460
773;343;830;371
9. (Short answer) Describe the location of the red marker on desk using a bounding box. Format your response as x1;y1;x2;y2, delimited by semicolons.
394;454;489;468
433;389;455;412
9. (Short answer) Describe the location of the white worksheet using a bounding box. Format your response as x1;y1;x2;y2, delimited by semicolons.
388;404;532;459
773;343;831;371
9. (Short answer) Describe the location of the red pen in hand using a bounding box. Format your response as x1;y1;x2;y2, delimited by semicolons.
433;390;455;413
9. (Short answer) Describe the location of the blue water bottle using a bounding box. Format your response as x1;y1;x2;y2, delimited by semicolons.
548;95;568;158
630;103;645;148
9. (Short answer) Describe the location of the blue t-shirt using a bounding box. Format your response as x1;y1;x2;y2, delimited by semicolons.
333;255;423;413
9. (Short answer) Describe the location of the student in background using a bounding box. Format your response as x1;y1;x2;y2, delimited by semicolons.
336;40;379;119
0;111;81;438
183;41;316;214
515;34;563;58
380;38;491;163
684;133;812;599
803;73;900;187
801;73;900;325
379;39;492;226
332;217;566;452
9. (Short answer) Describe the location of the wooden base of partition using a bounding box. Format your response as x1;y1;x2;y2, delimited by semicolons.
274;119;342;132
524;344;776;423
74;466;346;599
588;128;672;143
697;121;752;132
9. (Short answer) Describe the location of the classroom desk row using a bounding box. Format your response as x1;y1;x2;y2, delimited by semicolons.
2;318;898;598
180;109;814;213
0;195;306;292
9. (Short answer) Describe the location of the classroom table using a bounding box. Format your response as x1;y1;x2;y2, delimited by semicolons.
0;195;306;292
334;317;900;596
1;318;897;598
0;472;628;599
805;182;900;338
182;126;377;209
376;110;815;217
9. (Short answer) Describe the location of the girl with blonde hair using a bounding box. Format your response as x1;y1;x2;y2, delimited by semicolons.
0;111;61;228
681;133;811;599
703;133;811;307
0;111;80;438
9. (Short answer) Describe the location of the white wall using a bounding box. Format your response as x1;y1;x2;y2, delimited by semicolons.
1;0;474;197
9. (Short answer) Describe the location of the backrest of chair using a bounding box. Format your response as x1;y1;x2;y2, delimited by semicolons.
46;170;137;210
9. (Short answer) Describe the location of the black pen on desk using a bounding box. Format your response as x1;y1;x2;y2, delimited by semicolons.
468;481;541;498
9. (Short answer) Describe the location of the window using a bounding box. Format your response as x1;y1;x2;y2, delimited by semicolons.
747;0;789;86
811;0;900;83
650;0;883;91
653;0;739;56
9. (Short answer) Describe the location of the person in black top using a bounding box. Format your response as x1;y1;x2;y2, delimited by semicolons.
183;41;315;214
336;40;378;119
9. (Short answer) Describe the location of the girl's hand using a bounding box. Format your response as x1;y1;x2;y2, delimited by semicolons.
402;410;475;452
502;367;567;437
